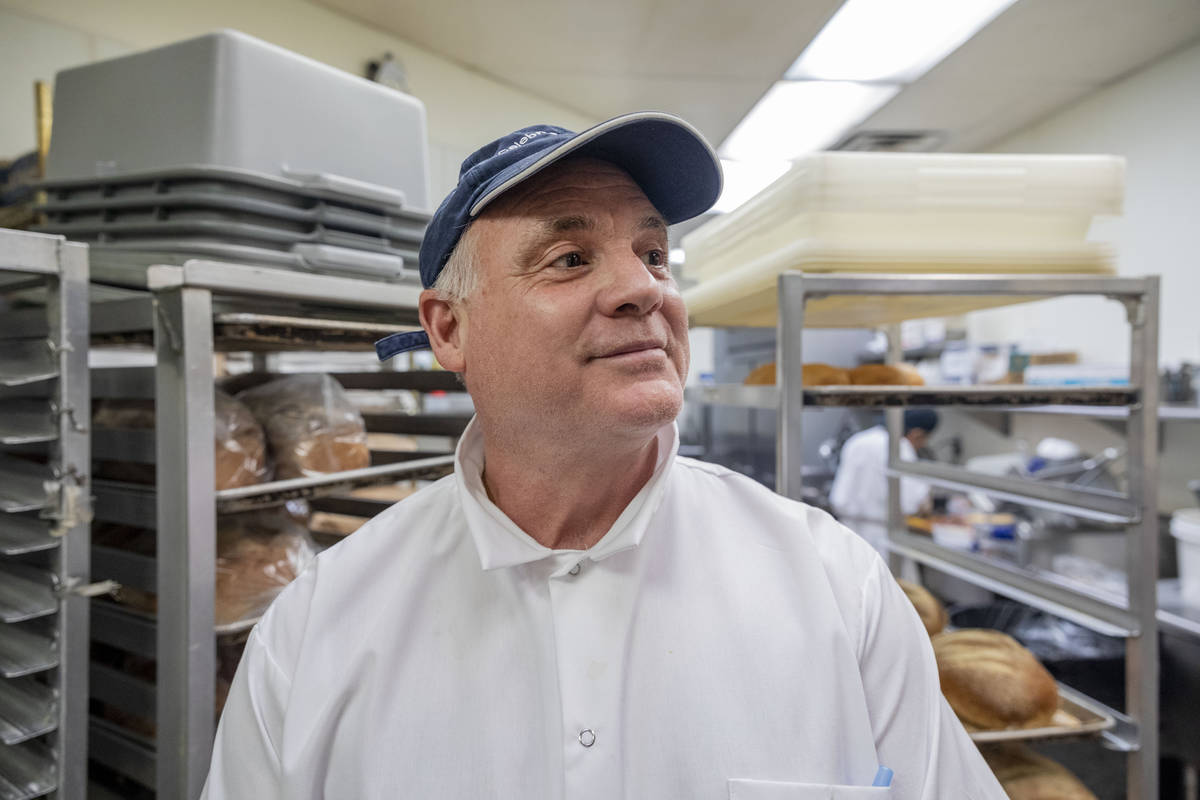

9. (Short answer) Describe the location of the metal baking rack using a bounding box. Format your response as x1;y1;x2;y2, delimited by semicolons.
685;272;1161;799
84;260;459;799
0;230;91;800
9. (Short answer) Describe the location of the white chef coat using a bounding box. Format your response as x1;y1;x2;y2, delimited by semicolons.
202;419;1003;800
829;425;931;530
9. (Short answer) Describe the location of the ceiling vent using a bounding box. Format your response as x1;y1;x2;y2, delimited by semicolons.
832;130;946;152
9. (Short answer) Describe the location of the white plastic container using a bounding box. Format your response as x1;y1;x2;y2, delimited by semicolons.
1171;509;1200;609
46;30;431;211
683;151;1124;284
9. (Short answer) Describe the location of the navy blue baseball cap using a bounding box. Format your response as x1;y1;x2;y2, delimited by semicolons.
375;111;723;360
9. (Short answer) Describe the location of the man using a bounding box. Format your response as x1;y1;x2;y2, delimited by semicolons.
829;410;939;553
203;113;1003;799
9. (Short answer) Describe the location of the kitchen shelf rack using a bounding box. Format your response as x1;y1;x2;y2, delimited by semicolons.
688;272;1161;799
84;259;459;799
0;229;91;800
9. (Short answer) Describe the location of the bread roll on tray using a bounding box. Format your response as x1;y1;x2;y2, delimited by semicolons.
932;629;1058;730
896;578;948;636
848;363;924;386
742;362;852;386
981;743;1097;800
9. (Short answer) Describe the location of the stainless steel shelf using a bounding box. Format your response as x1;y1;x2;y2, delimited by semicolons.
90;664;154;720
887;530;1136;637
685;383;1138;409
88;717;155;789
91;481;156;529
0;677;57;745
0;623;57;678
887;460;1136;525
0;736;57;800
0;402;56;446
361;412;472;437
0;518;57;557
90;603;154;661
1012;403;1200;422
215;454;455;514
1157;579;1200;639
0;565;57;624
0;341;56;389
0;457;50;515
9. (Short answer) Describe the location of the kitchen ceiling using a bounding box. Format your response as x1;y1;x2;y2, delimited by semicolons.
317;0;1200;152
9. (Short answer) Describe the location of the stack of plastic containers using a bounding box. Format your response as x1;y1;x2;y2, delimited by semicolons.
34;30;432;285
682;152;1125;327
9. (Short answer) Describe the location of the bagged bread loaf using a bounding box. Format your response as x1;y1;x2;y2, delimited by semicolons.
981;744;1097;800
216;509;318;627
848;363;925;386
896;578;948;636
92;391;269;489
743;362;852;386
237;374;369;479
932;629;1058;730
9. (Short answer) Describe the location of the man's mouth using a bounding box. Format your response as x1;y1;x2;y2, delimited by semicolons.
594;340;665;359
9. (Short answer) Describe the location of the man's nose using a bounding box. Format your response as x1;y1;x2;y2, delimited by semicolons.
599;250;664;317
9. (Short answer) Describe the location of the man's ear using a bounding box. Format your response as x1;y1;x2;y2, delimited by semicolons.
419;289;467;373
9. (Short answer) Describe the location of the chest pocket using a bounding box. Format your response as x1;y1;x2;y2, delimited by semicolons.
728;778;892;799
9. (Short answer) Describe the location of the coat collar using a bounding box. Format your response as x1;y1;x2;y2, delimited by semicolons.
453;417;679;570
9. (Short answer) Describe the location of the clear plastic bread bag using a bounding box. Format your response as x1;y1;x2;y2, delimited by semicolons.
91;391;270;489
236;373;370;479
215;509;319;627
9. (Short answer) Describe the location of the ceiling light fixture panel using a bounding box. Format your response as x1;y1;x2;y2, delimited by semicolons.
786;0;1018;83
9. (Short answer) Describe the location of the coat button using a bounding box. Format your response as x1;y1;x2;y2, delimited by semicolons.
568;563;581;576
578;728;596;747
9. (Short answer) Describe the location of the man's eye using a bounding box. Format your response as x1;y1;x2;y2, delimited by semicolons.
552;252;585;268
644;249;666;267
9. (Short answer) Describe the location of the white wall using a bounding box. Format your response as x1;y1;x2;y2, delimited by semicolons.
967;39;1200;369
0;0;597;199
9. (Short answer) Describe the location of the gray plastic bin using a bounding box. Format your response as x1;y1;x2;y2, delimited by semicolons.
46;30;431;212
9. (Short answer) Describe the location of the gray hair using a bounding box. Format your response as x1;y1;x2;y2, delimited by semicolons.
431;224;481;303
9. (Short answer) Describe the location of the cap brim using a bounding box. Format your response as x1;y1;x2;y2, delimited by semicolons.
470;111;723;225
375;330;431;360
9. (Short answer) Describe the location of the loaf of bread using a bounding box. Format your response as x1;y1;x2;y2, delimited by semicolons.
981;744;1097;800
742;362;852;386
215;510;318;627
897;579;948;636
237;374;370;479
848;363;925;386
92;391;269;490
932;629;1058;730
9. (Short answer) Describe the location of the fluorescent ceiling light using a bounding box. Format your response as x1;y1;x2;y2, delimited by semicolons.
711;159;792;214
719;80;899;163
787;0;1018;83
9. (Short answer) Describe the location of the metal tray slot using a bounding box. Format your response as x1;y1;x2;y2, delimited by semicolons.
91;429;155;463
0;402;56;446
0;676;57;745
0;736;57;800
91;481;156;529
215;454;453;513
92;547;156;593
0;621;57;678
362;412;471;437
90;663;154;719
0;565;57;624
0;342;56;388
90;603;155;660
88;717;156;789
0;517;56;557
0;457;50;514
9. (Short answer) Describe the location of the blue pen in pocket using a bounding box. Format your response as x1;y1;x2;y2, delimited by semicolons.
872;766;894;787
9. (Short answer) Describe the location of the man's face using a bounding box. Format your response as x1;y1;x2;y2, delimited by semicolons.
455;158;689;445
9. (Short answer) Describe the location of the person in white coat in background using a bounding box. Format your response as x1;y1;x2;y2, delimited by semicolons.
202;115;1002;800
829;409;939;554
